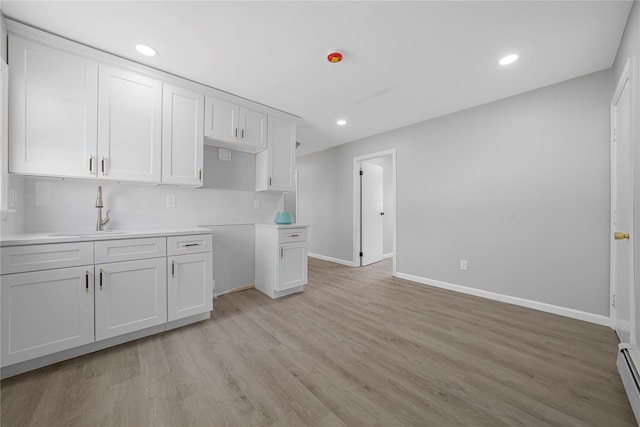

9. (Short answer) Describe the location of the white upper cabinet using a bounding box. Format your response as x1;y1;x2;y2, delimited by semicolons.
204;96;267;153
98;65;162;183
162;83;204;186
8;35;98;178
256;116;296;192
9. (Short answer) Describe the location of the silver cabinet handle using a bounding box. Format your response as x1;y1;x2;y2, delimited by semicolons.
101;157;106;175
289;234;299;237
172;260;175;278
280;247;284;259
89;156;94;174
241;129;244;140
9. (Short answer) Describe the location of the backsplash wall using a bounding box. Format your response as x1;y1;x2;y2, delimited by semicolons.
2;146;285;234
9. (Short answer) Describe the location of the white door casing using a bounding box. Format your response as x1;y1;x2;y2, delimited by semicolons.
611;58;635;345
360;162;384;266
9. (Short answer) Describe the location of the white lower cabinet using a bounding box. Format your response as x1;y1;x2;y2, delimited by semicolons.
0;232;213;375
0;266;95;367
94;258;167;341
255;225;308;298
168;252;213;321
278;242;307;292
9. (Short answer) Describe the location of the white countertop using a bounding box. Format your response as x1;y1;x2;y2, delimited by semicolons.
0;227;213;247
255;223;309;229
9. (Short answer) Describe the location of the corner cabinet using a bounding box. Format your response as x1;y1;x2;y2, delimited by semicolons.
256;117;296;192
162;84;204;186
8;35;98;178
255;225;308;299
204;96;267;153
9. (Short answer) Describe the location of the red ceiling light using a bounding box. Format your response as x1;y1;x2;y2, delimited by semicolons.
327;51;343;63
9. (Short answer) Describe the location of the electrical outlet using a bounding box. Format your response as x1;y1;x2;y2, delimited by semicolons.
166;195;176;208
254;199;261;209
460;259;468;271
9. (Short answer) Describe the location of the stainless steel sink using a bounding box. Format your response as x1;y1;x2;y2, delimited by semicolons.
49;230;129;237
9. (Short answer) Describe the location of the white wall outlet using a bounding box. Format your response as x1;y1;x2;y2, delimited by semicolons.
460;259;468;271
254;199;261;209
166;195;176;208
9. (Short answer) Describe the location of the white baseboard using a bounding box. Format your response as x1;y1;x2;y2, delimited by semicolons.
383;253;394;259
394;272;612;327
308;252;356;267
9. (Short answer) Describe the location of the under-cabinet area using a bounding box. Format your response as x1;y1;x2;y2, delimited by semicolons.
0;229;213;378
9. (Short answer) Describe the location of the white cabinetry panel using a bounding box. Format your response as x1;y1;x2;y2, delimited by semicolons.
95;258;167;341
98;65;162;183
162;83;204;186
1;242;94;274
256;117;295;192
1;266;94;366
278;242;307;291
168;252;213;321
8;35;98;178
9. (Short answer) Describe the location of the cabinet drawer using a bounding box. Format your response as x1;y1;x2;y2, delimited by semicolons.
95;238;166;264
167;234;212;256
278;228;306;243
1;242;94;274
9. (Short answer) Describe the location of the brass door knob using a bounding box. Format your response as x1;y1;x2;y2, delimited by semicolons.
614;232;630;240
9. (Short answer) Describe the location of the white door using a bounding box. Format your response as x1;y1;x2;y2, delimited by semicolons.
9;35;98;178
204;97;238;143
268;116;296;191
168;252;213;321
238;108;267;150
162;83;204;186
277;242;307;291
611;62;635;345
360;162;384;266
98;65;162;183
95;258;167;341
1;266;95;366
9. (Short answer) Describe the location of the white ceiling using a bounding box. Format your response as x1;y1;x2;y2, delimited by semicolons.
1;1;633;156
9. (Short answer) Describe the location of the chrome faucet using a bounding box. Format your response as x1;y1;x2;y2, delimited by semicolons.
95;186;110;231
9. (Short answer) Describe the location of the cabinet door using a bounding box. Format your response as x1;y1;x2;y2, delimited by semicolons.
238;108;267;150
168;252;212;321
1;266;94;367
95;258;167;341
267;116;296;191
277;242;307;291
98;65;162;183
204;97;238;143
9;35;98;178
162;84;204;186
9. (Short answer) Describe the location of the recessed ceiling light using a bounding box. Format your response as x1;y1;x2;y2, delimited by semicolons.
136;44;158;57
499;54;519;66
337;119;347;126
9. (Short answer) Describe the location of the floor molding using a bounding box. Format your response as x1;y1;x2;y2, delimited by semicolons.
308;252;356;267
383;253;394;259
394;271;612;327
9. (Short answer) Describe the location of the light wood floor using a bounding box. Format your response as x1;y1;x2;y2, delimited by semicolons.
1;258;636;426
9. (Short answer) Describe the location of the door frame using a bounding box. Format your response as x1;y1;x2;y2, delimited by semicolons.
610;57;636;340
352;149;397;274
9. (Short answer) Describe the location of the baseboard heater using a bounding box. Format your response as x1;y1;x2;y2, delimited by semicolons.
618;343;640;424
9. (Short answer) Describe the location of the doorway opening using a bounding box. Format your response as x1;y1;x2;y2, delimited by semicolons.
353;149;396;274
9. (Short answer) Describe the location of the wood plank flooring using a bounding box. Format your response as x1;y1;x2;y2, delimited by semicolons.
1;258;636;426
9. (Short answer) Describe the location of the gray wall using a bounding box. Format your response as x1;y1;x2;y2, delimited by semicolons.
613;1;640;343
298;69;612;316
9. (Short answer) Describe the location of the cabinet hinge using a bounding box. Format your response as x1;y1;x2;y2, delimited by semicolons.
613;128;617;142
359;170;363;176
359;252;363;257
612;294;617;307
